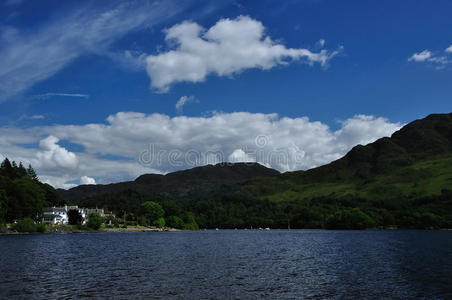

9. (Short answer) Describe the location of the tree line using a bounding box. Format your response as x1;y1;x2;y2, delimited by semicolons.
78;187;452;230
0;158;65;224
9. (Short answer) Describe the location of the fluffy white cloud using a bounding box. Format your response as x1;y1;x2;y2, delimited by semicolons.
0;111;402;188
175;95;198;113
228;149;255;163
36;136;78;170
446;45;452;53
408;50;432;62
334;114;403;152
146;16;342;92
80;176;96;185
0;0;190;100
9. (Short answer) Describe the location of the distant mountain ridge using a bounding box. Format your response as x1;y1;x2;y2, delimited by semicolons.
59;162;280;203
60;113;452;204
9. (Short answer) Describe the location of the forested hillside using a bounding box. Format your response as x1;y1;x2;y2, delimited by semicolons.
0;158;65;223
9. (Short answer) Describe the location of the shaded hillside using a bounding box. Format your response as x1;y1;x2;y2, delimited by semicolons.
59;162;280;203
283;113;452;183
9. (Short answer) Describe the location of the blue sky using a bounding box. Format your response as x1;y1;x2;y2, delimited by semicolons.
0;0;451;188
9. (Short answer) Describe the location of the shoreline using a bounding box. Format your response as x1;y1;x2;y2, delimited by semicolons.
0;225;181;235
2;227;450;235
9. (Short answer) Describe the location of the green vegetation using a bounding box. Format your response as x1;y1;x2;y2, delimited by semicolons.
68;209;83;225
153;217;166;228
13;218;46;233
141;201;164;225
79;192;198;230
0;158;65;224
167;215;184;228
73;154;452;229
326;208;375;229
87;213;103;230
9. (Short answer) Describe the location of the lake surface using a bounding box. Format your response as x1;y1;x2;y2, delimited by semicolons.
0;230;451;299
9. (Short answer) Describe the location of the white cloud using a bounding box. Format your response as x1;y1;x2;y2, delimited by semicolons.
0;0;189;100
18;114;45;120
40;176;77;190
80;176;96;185
408;48;451;68
146;16;343;92
175;95;198;113
445;45;452;53
36;135;78;170
29;115;45;120
0;111;402;188
334;115;402;152
408;50;432;62
228;149;255;163
34;93;90;100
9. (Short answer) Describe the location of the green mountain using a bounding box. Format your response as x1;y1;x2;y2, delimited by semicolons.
227;113;452;229
251;112;452;200
61;113;452;229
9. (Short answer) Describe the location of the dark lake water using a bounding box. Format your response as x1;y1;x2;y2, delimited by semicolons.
0;230;451;299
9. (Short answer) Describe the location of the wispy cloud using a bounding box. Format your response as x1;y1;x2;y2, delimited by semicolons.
408;46;452;69
19;114;45;120
408;50;432;62
33;93;90;100
0;0;190;101
175;95;198;113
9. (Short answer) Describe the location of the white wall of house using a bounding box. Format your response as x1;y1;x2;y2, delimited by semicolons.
42;205;94;225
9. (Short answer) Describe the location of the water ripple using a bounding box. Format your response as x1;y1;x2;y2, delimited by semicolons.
0;230;451;299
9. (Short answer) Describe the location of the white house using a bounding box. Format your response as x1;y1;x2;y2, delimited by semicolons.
42;205;87;225
43;206;68;225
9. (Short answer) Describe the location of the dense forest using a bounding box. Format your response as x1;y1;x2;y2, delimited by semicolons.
0;158;65;223
77;184;452;230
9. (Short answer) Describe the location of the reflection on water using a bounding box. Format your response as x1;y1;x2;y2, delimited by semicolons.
0;230;451;299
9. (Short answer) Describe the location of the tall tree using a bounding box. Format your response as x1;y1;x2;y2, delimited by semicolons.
87;213;103;230
141;201;164;225
17;162;28;178
68;209;83;225
27;164;38;181
1;158;14;178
